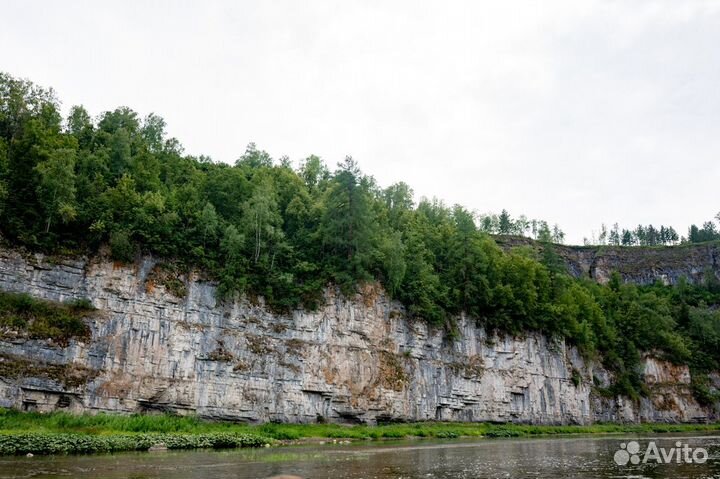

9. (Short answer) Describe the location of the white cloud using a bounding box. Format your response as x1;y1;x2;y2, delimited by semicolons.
1;0;719;243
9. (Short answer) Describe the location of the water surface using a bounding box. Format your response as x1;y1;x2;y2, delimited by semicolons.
1;433;719;478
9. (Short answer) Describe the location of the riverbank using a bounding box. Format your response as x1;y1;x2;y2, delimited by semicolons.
2;409;719;455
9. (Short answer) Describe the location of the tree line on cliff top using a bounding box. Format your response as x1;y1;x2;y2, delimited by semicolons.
581;219;720;246
1;72;720;401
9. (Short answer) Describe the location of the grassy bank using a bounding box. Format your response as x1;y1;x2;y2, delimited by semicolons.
249;421;720;440
0;431;269;455
2;409;720;455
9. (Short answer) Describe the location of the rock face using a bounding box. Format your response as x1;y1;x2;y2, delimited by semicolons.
559;243;720;286
0;247;714;424
496;236;720;286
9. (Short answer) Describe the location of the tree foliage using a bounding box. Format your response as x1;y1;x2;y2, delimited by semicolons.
585;223;680;246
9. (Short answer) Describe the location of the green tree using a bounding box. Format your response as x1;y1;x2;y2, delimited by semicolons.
397;227;446;324
109;229;135;261
241;177;283;266
236;142;272;169
141;113;166;153
0;137;8;215
621;229;634;246
299;155;329;190
318;157;376;285
109;128;131;177
375;230;406;297
98;107;139;135
498;209;512;234
35;147;77;233
537;221;552;242
0;72;59;140
218;224;246;297
198;202;220;248
446;206;493;316
383;182;414;229
66;106;94;147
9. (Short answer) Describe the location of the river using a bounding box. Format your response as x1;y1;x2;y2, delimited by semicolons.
1;433;719;478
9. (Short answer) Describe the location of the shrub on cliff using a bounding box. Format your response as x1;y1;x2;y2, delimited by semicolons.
0;291;92;343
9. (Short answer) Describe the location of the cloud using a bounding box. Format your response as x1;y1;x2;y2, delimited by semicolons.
1;0;719;243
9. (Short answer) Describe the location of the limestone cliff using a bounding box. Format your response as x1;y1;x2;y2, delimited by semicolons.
0;247;715;424
495;236;720;286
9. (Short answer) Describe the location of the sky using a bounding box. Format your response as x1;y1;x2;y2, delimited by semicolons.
2;1;719;244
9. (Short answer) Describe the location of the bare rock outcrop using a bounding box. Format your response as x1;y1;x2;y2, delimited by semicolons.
0;247;714;424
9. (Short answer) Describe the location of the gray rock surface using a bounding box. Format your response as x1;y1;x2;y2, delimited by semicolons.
0;247;713;424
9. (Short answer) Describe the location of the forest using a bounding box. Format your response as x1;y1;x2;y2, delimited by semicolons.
1;72;720;401
582;219;720;246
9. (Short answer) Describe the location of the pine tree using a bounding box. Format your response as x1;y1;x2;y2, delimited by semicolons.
621;229;634;246
498;209;512;234
318;157;376;283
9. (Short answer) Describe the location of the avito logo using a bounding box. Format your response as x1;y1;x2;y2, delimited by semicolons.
614;440;708;466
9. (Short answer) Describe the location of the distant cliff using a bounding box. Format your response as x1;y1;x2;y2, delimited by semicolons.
495;236;720;286
0;246;716;424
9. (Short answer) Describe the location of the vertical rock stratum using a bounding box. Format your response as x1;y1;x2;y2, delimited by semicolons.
0;246;716;424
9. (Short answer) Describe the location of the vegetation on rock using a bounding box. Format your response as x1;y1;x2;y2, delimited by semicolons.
0;290;92;344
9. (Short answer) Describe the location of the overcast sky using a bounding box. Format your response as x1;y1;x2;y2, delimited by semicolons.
2;1;719;244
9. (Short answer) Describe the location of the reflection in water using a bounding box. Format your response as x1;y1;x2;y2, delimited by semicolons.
1;434;719;478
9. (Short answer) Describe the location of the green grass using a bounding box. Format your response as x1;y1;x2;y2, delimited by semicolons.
0;409;270;455
0;432;268;455
247;421;720;440
2;408;720;455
